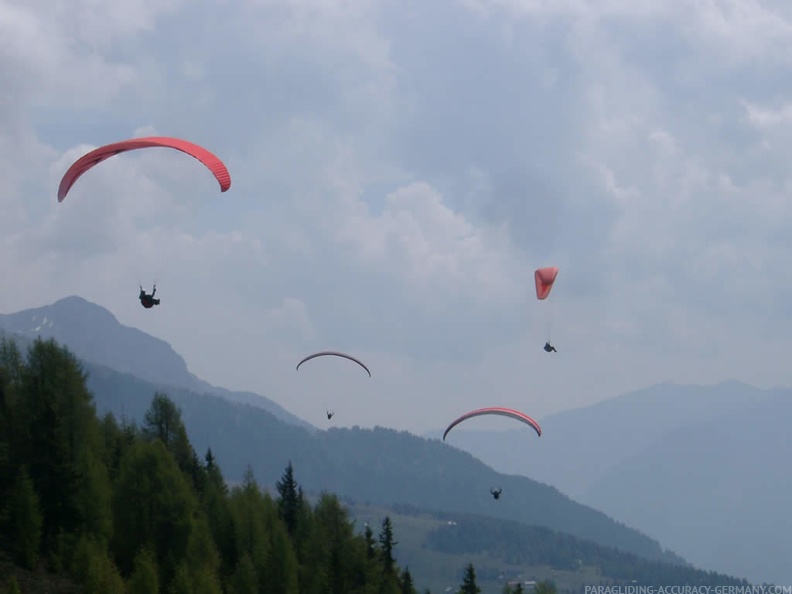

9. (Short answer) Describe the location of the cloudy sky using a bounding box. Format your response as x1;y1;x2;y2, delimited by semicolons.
3;0;792;432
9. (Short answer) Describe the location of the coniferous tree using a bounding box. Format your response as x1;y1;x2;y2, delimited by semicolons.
276;461;302;539
314;493;357;594
111;439;199;586
127;548;159;594
185;519;221;578
0;348;18;531
202;448;235;575
264;521;299;594
230;465;273;584
379;516;398;576
142;393;198;484
458;563;481;594
72;536;125;593
19;340;88;551
205;448;226;493
10;466;42;569
364;523;376;559
142;392;183;447
169;564;193;594
0;338;23;382
401;566;418;594
230;554;258;594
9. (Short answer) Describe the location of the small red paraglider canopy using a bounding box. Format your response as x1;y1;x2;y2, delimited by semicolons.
534;267;559;300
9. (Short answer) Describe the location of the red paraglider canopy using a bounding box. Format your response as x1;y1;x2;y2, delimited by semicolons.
534;267;559;300
443;407;542;441
57;136;232;202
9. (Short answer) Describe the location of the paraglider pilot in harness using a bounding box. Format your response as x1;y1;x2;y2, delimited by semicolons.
326;409;334;420
490;488;502;500
543;342;557;353
139;284;160;309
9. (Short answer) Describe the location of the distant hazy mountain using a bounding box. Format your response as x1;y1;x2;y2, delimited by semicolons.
0;295;314;431
424;381;771;500
584;391;792;586
424;381;787;585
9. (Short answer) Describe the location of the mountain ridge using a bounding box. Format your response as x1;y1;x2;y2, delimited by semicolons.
0;295;315;432
583;390;792;585
422;381;792;584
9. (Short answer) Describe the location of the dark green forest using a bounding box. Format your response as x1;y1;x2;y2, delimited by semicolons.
0;336;517;594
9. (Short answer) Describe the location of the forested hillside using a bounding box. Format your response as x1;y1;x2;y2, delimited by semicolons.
0;337;435;593
0;337;760;593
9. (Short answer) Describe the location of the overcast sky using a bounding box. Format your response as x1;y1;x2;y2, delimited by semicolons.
3;0;792;432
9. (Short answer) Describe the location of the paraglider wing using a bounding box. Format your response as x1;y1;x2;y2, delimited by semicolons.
442;407;542;441
57;136;232;202
295;351;372;377
535;267;559;300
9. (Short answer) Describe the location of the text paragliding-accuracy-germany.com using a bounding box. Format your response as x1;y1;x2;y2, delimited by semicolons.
584;587;792;594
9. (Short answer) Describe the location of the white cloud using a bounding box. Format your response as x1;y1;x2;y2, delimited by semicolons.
332;181;521;306
747;105;792;128
3;0;792;437
0;1;161;108
266;297;316;342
